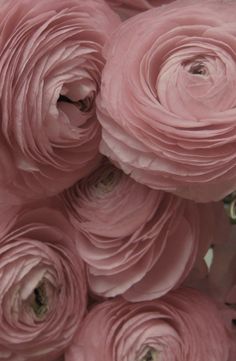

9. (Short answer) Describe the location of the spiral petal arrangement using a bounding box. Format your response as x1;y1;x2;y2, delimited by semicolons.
65;288;230;361
61;160;227;301
0;0;120;204
97;0;236;202
0;206;87;361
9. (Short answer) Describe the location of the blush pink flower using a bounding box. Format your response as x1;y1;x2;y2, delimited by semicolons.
65;288;230;361
97;0;236;202
61;159;228;301
0;0;120;204
0;205;87;361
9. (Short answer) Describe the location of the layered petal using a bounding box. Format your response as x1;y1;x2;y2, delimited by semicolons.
106;0;174;19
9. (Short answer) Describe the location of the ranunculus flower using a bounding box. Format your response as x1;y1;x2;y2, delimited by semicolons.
97;0;236;202
0;205;87;361
65;288;230;361
0;0;120;204
61;159;228;301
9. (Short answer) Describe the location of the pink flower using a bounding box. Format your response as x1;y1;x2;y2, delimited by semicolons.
0;205;87;361
97;0;236;202
0;0;120;204
61;159;227;301
65;288;230;361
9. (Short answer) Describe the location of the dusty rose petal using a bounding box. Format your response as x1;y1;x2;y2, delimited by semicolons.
0;0;120;205
97;0;236;202
0;205;87;361
65;288;230;361
105;0;174;19
60;159;228;301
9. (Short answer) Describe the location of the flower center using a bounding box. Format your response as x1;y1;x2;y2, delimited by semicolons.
188;60;208;76
93;167;122;194
31;282;48;318
97;170;116;187
58;94;93;112
139;347;158;361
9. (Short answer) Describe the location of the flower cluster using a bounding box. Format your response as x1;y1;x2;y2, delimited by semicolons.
0;0;234;360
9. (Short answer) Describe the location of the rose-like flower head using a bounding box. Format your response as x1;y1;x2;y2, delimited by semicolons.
65;288;230;361
97;0;236;202
0;205;87;361
61;159;227;301
0;0;120;204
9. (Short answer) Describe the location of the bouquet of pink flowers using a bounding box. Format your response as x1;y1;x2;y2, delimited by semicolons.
0;0;235;360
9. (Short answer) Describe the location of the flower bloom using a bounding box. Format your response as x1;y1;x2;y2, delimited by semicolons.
0;205;87;361
97;0;236;202
61;159;227;301
0;0;120;204
65;288;230;361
